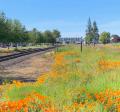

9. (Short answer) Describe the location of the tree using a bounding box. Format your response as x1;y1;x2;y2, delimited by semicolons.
20;26;29;45
92;21;99;43
85;18;100;44
0;11;61;47
36;32;44;44
86;18;92;34
28;28;39;45
85;33;94;44
44;30;53;43
99;32;111;44
0;11;7;44
52;29;61;43
52;30;61;38
12;19;24;47
4;19;14;48
85;18;94;44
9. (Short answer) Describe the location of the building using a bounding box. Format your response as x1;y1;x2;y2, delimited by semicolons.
57;37;84;44
111;35;120;43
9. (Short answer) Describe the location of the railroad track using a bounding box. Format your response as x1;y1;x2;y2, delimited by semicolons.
0;46;56;62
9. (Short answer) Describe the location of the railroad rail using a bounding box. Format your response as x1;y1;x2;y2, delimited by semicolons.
0;46;56;62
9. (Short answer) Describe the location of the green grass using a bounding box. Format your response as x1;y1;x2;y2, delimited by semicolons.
1;44;120;111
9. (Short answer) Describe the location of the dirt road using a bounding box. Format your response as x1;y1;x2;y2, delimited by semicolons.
0;51;54;82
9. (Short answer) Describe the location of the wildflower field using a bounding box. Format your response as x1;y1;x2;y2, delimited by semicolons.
0;44;120;112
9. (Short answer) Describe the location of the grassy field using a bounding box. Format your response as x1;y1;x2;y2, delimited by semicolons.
0;44;120;112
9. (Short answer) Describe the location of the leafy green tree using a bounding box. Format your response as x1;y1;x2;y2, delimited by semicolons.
0;11;7;44
28;30;34;44
99;32;111;44
85;33;94;44
36;32;44;44
28;28;39;45
52;29;61;43
12;19;24;47
0;11;61;47
44;30;53;43
0;13;14;48
4;19;14;48
20;26;29;45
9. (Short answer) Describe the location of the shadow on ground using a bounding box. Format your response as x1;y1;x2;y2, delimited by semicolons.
0;76;36;85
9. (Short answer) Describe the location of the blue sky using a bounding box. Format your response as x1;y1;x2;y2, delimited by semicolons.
0;0;120;37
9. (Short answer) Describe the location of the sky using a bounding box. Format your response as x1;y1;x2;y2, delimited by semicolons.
0;0;120;37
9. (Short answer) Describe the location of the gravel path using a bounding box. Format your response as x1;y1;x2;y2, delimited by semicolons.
0;50;54;83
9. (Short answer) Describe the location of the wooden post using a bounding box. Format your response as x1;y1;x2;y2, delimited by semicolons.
81;41;82;52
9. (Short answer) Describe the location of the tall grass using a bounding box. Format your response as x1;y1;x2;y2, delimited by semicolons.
0;44;120;111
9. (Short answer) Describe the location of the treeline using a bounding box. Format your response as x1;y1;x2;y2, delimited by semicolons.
0;11;61;48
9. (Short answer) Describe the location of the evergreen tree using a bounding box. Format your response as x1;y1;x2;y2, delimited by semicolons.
93;21;99;43
85;18;94;44
85;18;99;44
86;18;92;34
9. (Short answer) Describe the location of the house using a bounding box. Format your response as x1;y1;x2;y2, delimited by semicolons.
111;35;120;43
